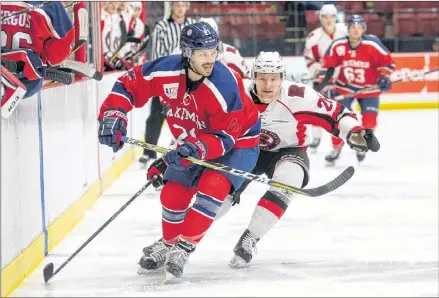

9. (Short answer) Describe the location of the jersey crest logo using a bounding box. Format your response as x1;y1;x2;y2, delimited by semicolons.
164;83;179;99
336;46;346;56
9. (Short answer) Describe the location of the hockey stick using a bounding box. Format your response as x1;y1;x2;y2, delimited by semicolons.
314;67;334;92
121;136;355;197
1;1;78;22
124;25;151;62
43;179;156;283
45;69;73;85
333;68;439;101
1;58;24;73
57;60;103;81
108;19;128;63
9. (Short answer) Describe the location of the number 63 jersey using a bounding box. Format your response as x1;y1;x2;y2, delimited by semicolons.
245;79;359;151
320;34;395;98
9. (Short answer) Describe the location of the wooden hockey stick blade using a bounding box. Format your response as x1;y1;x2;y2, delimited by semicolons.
77;8;89;41
121;136;355;197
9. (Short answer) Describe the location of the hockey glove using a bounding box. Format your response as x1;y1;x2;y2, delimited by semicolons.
147;158;167;188
98;108;127;153
377;76;391;91
346;126;380;153
163;138;207;170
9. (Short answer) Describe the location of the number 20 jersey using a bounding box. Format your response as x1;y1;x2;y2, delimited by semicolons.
244;79;358;151
320;34;395;98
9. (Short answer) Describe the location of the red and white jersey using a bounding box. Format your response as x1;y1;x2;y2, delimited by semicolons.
101;11;124;54
320;34;395;98
1;1;74;66
304;23;347;78
171;42;249;78
245;79;358;151
221;43;250;78
119;17;145;57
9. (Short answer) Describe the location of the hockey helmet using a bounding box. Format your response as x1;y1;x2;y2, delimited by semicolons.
251;51;286;80
348;14;367;31
180;22;220;58
319;4;337;20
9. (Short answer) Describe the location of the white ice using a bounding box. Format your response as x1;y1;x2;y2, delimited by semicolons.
11;110;439;297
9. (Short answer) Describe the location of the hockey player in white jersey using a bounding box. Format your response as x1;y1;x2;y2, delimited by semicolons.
221;51;380;268
304;4;347;151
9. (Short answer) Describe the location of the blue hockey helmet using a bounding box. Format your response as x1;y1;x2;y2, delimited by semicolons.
348;14;367;31
180;22;220;58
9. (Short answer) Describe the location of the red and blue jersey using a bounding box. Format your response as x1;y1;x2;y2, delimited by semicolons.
100;54;261;160
1;1;75;66
319;34;395;98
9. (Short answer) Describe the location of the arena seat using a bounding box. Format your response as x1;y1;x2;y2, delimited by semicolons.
393;10;417;36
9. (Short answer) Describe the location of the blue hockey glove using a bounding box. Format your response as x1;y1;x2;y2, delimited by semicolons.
163;138;207;170
377;76;391;91
98;108;127;153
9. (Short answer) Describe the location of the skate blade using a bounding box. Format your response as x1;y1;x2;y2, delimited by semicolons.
228;255;250;269
325;161;336;167
137;266;164;275
163;271;181;284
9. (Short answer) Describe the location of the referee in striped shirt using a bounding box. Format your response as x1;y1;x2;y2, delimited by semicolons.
139;1;196;164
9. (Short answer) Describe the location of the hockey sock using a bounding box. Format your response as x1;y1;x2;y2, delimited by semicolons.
361;112;377;130
180;170;230;244
331;135;344;149
248;162;304;239
160;181;196;245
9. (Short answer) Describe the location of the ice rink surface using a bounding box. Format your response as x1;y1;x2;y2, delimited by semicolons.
11;110;438;297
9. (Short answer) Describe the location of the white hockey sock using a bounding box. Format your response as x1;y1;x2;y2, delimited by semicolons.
248;162;304;240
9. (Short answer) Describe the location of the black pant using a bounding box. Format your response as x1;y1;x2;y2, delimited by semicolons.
144;96;165;159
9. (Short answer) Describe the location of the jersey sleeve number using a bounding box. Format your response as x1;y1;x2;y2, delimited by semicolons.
343;67;365;84
1;30;33;49
173;124;196;145
317;97;334;112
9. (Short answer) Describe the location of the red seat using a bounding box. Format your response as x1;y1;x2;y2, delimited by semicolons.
417;13;439;36
362;14;385;37
395;2;419;10
373;1;397;12
305;10;320;33
393;10;417;36
341;1;366;12
418;2;439;10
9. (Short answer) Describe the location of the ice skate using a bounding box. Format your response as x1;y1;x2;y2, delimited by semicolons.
229;229;259;268
164;239;195;281
356;151;366;163
137;238;171;274
138;154;152;166
325;147;343;166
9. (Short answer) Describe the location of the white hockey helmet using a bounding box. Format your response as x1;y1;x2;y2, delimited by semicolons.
251;51;286;80
319;4;337;20
129;2;142;12
199;17;219;35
